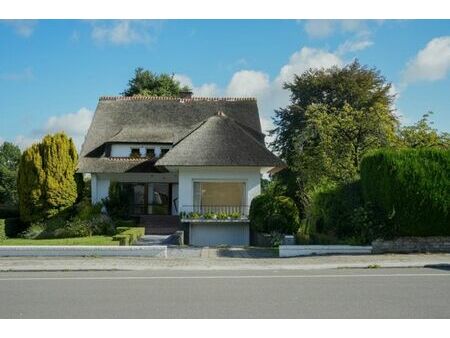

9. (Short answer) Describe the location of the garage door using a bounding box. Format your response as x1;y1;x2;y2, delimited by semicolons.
190;222;249;246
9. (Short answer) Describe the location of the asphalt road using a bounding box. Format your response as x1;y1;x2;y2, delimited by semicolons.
0;267;449;318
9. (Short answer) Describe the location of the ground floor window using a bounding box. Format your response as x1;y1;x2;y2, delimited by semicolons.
193;181;246;214
120;182;171;215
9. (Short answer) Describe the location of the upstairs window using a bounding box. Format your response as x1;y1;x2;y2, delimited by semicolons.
146;148;156;158
130;148;141;158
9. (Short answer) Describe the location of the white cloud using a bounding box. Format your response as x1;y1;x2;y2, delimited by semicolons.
10;108;95;151
276;47;343;86
402;36;450;84
174;74;220;97
91;20;160;45
303;20;368;39
4;20;37;38
0;68;34;81
226;71;270;97
304;20;334;39
337;33;373;54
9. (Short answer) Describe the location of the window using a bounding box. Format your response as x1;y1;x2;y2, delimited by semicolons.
193;182;245;214
146;148;155;158
130;148;140;158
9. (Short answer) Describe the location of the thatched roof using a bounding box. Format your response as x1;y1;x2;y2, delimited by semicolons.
78;96;283;173
156;113;285;167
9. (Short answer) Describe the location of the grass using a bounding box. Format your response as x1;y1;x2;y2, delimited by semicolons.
0;236;119;246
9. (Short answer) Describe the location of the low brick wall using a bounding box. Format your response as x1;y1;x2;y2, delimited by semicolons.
372;237;450;254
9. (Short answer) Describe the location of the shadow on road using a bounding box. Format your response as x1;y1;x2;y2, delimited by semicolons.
216;247;278;259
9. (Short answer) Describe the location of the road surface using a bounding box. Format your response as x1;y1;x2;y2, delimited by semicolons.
0;267;449;318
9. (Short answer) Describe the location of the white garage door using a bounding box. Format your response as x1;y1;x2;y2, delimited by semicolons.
190;222;250;246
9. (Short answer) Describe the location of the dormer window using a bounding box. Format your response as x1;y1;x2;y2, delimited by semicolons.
146;148;156;158
130;148;141;158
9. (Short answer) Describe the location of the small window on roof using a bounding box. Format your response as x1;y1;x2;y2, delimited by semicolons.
130;148;141;158
146;148;156;158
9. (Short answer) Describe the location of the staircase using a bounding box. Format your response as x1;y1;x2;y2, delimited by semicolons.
140;215;182;235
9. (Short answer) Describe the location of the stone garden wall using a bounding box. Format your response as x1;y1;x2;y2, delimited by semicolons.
372;237;450;254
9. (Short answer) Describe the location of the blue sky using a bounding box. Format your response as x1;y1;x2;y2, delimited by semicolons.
0;19;449;149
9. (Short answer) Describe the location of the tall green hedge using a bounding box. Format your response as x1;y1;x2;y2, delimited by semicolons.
17;133;78;223
360;148;450;237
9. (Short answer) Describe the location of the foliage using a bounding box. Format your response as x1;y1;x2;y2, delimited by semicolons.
112;227;145;246
302;180;380;244
398;112;450;149
270;60;398;211
0;142;21;205
360;148;450;237
3;218;26;238
17;133;78;223
0;205;19;219
122;67;190;97
103;182;132;219
0;236;118;246
249;194;300;234
0;219;5;241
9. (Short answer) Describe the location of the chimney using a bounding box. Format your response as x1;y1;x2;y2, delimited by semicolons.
179;90;193;99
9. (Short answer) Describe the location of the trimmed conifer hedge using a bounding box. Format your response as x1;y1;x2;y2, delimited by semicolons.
360;148;450;237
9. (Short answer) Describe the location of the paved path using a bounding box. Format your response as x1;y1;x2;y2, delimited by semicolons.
0;267;449;318
0;253;449;271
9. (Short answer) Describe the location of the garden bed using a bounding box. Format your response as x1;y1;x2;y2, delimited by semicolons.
0;235;119;246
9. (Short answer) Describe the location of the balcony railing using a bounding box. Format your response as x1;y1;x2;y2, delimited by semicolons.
180;205;249;219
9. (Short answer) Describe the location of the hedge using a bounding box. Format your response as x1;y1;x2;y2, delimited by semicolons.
360;148;450;237
112;227;145;246
0;219;5;241
249;194;299;234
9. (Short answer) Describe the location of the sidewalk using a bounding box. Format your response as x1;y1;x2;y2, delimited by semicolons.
0;252;449;272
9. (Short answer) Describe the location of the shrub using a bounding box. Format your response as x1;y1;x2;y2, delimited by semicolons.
0;205;19;219
20;222;45;239
249;194;299;234
361;148;450;237
17;133;78;223
305;180;367;239
4;217;26;238
0;219;5;241
103;182;132;219
52;218;91;238
112;227;145;245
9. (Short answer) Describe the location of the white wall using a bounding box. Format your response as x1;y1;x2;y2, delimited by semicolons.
178;167;261;215
90;172;178;204
110;144;171;158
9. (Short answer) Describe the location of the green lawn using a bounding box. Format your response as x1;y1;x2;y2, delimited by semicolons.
0;236;119;246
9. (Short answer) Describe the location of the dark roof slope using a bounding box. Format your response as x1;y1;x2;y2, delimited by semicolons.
80;96;262;158
155;113;285;168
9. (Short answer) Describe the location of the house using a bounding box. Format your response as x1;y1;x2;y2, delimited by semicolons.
78;92;285;246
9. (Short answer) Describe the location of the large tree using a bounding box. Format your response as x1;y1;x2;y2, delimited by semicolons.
122;67;190;97
398;112;450;149
17;133;78;223
0;142;21;205
270;60;398;208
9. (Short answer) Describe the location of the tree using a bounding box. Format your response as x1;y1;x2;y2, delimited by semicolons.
270;60;398;210
17;133;78;223
0;142;21;205
398;112;450;149
122;67;190;97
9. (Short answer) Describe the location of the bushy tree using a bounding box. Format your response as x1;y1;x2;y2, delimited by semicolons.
270;60;398;212
0;142;21;205
17;133;78;223
398;112;450;149
122;67;190;97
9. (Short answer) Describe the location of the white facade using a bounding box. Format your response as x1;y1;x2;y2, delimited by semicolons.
177;166;261;215
110;144;171;158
